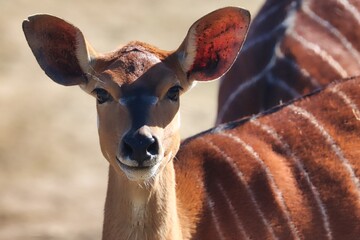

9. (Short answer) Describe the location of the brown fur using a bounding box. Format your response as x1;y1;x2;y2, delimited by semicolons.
24;6;360;240
178;77;360;239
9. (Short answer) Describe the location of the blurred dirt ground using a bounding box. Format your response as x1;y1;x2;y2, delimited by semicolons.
0;1;263;239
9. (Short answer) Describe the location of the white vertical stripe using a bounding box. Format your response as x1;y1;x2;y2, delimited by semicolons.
242;21;286;52
338;0;360;26
242;1;297;53
278;54;321;88
289;31;348;78
218;132;301;240
250;118;333;240
217;54;277;124
302;3;360;64
330;85;360;120
266;72;301;98
251;1;286;27
289;105;360;195
207;197;226;240
206;140;278;240
216;182;250;240
217;2;298;123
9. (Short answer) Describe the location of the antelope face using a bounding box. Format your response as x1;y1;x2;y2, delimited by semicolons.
84;44;188;181
23;7;250;182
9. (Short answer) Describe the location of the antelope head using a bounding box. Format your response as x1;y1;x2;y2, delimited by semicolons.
23;7;250;183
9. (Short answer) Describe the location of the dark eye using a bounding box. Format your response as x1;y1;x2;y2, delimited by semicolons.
92;88;112;104
167;86;183;102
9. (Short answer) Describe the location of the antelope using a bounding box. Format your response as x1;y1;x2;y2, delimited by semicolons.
23;6;360;240
217;0;360;124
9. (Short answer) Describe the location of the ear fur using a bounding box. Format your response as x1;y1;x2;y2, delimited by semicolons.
176;7;250;81
22;14;96;86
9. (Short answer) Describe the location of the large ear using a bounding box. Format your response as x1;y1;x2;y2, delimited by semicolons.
176;7;250;81
22;14;96;86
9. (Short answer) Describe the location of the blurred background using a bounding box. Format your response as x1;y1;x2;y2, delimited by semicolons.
0;0;263;239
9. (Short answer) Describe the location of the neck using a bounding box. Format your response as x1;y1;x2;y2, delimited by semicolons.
102;162;184;240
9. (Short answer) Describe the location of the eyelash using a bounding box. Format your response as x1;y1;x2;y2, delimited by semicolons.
92;88;113;104
166;85;183;102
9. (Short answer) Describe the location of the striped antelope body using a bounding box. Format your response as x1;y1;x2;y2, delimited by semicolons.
179;76;360;239
217;0;360;124
23;6;360;240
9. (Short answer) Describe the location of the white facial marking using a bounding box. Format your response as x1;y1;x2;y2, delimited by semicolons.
116;148;168;182
119;96;159;106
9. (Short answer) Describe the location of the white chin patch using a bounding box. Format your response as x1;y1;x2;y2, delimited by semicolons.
115;155;162;182
121;163;161;182
117;151;172;182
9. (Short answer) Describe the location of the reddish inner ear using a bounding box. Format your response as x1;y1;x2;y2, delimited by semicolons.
188;8;250;81
23;15;86;86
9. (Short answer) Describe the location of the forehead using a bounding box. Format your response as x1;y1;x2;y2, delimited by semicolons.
95;42;173;87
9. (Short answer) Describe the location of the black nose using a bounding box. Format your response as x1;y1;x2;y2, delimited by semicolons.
122;131;159;165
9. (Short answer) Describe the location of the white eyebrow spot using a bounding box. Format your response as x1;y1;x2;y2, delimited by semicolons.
144;96;159;105
119;96;159;106
119;96;136;106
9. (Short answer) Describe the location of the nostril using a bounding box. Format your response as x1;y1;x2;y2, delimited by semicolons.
147;138;159;156
121;132;159;163
122;140;133;158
